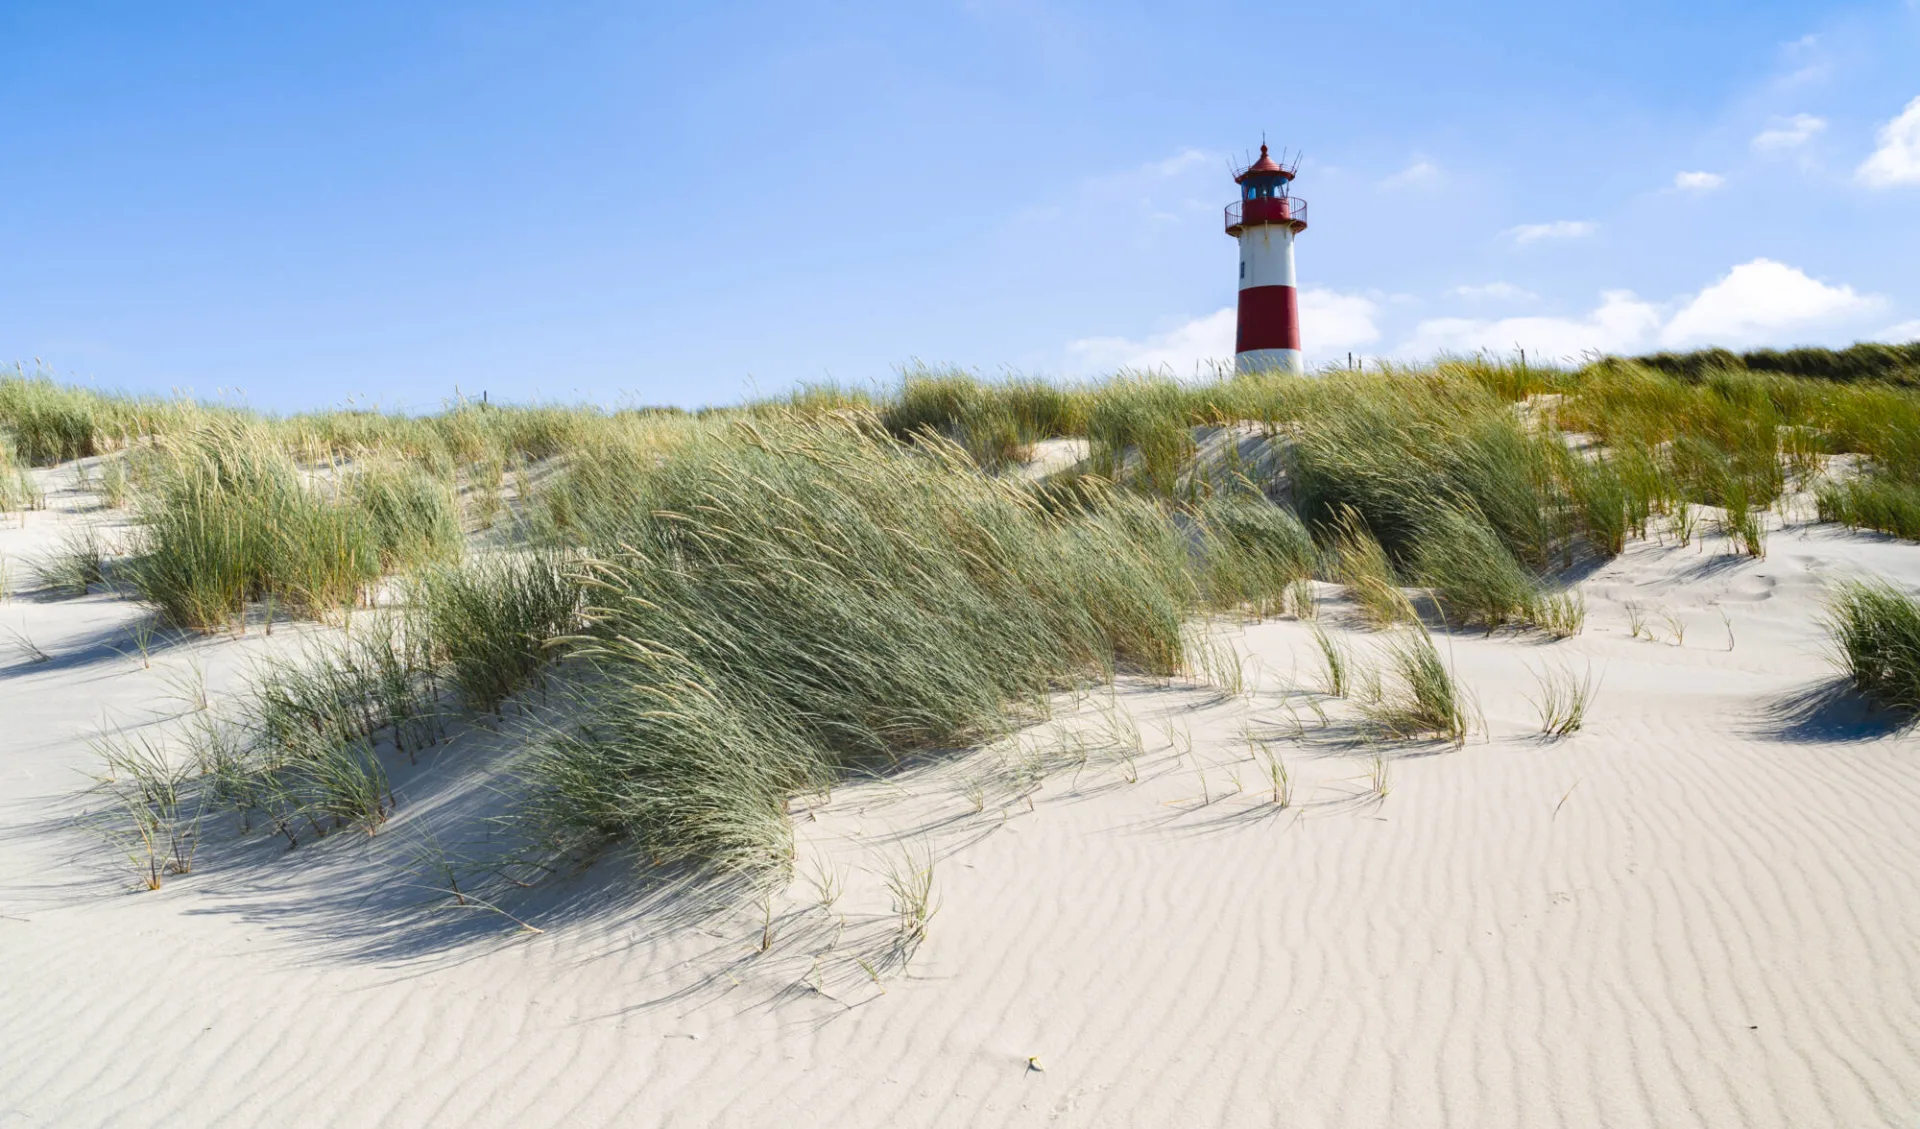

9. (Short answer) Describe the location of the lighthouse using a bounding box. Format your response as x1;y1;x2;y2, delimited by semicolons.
1225;144;1308;375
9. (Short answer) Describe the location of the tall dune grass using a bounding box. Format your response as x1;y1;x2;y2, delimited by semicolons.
128;424;460;629
41;346;1920;890
197;618;442;843
1408;504;1541;629
1818;478;1920;541
1088;376;1199;495
1194;494;1316;616
0;371;104;464
1825;578;1920;713
879;367;1089;471
414;551;580;714
1633;341;1920;385
0;442;42;511
522;417;1191;871
1285;375;1575;567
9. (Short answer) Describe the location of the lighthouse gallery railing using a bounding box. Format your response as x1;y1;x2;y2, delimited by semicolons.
1224;197;1308;234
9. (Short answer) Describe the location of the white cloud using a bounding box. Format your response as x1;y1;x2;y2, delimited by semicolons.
1857;95;1920;187
1066;288;1381;377
1379;159;1442;189
1400;291;1664;361
1751;113;1826;151
1672;170;1726;193
1397;258;1882;361
1073;262;1887;375
1503;220;1597;245
1448;282;1538;303
1067;308;1235;378
1302;288;1384;355
1659;258;1880;347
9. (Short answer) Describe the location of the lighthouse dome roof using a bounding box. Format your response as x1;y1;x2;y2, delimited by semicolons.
1234;144;1296;184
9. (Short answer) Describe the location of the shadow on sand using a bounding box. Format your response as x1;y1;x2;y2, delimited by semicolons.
1749;677;1912;743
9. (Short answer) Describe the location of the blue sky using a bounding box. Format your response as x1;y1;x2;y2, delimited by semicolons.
3;1;1917;411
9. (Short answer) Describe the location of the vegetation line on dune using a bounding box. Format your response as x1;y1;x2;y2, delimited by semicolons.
17;344;1920;901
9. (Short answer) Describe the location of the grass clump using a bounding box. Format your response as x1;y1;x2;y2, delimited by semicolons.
1825;578;1920;713
1195;494;1316;616
94;730;203;888
0;370;102;464
1362;627;1474;746
1310;624;1353;696
350;459;464;569
1532;591;1588;638
1408;504;1539;629
415;551;580;714
878;368;1087;472
127;424;460;630
883;845;939;958
1817;477;1920;541
192;620;443;846
32;528;108;596
0;442;43;512
1528;661;1599;738
1288;375;1564;568
522;418;1191;873
1330;508;1412;626
1088;376;1197;496
1407;504;1588;637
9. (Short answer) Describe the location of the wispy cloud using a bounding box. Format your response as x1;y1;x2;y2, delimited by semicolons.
1857;96;1920;188
1141;149;1212;178
1448;282;1538;303
1672;170;1726;193
1879;319;1920;343
1020;147;1221;229
1751;113;1826;152
1774;34;1829;88
1503;220;1597;245
1378;159;1442;189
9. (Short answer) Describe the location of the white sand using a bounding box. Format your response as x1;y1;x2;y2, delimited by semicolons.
4;467;1919;1127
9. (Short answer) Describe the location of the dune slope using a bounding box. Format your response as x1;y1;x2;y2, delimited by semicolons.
3;472;1919;1128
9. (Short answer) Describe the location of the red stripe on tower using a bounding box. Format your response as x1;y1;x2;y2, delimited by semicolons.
1235;285;1299;352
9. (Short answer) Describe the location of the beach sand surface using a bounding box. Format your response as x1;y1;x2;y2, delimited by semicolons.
3;463;1918;1128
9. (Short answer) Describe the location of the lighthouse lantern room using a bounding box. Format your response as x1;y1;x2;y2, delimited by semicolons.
1225;143;1308;375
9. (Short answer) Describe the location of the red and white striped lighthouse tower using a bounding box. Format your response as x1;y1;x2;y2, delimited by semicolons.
1225;144;1308;375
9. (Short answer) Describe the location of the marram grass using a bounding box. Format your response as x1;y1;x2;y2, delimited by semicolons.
39;346;1920;894
521;417;1191;872
127;423;460;630
1825;577;1920;714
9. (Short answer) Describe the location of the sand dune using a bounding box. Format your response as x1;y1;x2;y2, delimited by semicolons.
4;467;1919;1127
